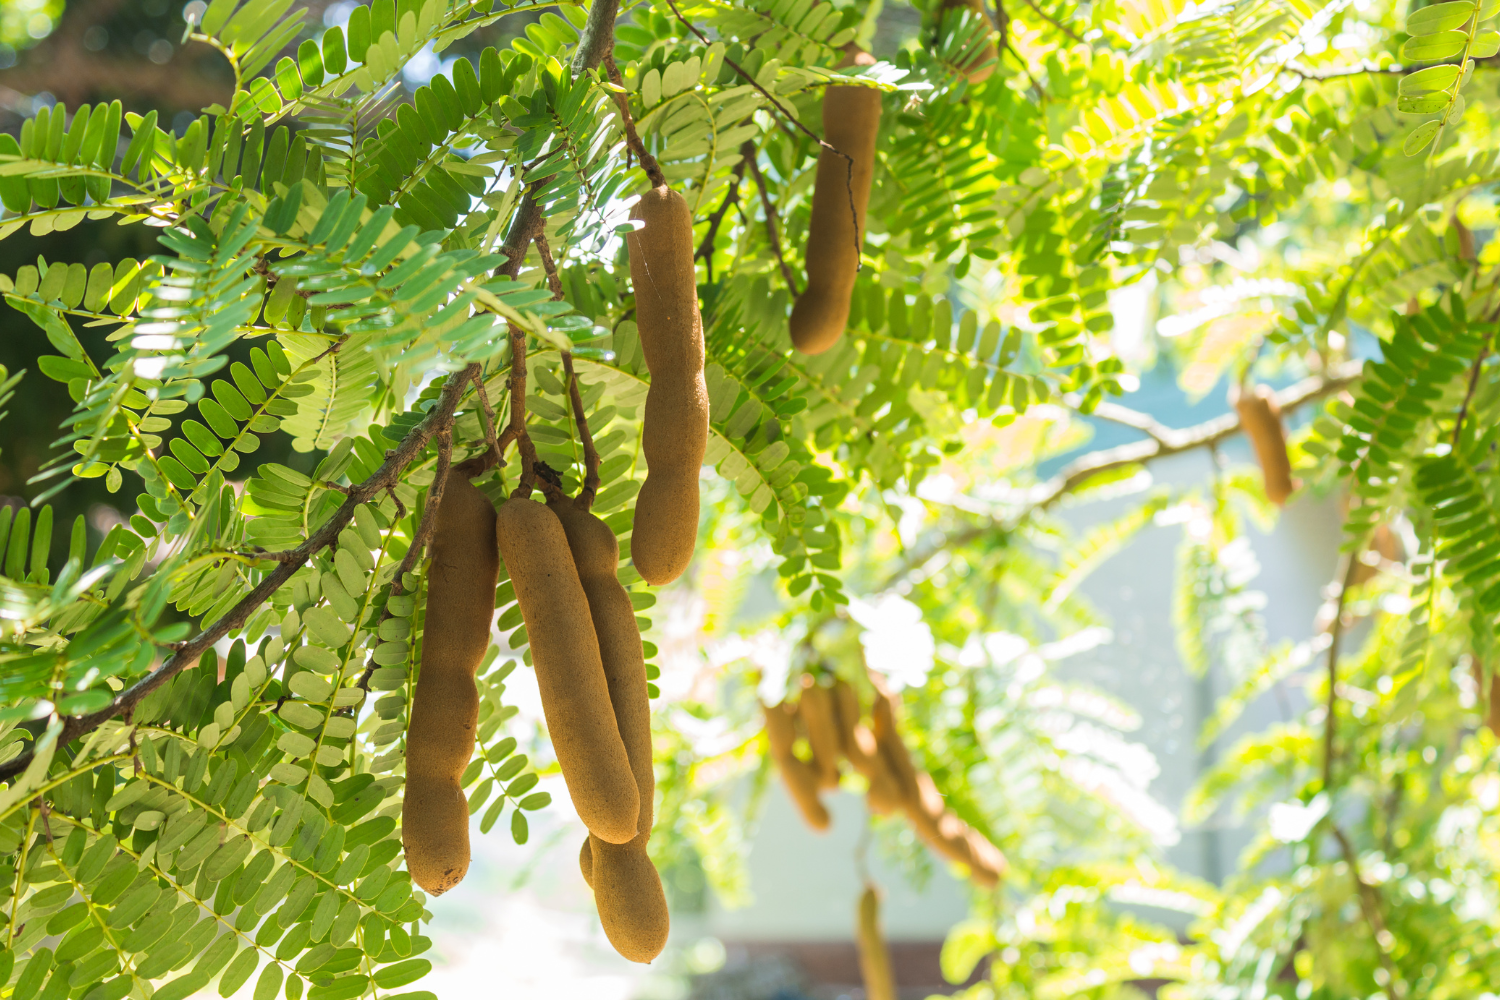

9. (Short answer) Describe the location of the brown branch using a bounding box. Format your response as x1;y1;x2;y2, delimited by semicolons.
1015;0;1083;42
1031;362;1362;510
508;324;539;498
571;0;620;76
534;232;566;300
603;54;667;188
880;362;1363;592
472;370;503;471
498;196;544;278
562;352;601;510
1284;59;1407;80
0;362;481;783
743;143;801;297
1453;336;1490;446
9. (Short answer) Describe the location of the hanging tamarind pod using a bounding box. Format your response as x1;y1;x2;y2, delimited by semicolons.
1230;383;1295;505
549;498;669;963
856;885;897;1000
402;471;500;896
798;675;844;790
939;0;998;84
833;678;904;814
789;48;882;356
763;700;831;831
870;679;1005;887
627;184;709;586
495;497;640;844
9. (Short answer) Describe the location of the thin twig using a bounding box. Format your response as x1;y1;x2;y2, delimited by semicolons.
1015;0;1083;42
534;232;566;300
1453;337;1490;446
743;142;801;296
696;157;748;282
1329;823;1407;998
1322;551;1361;793
603;54;667;188
0;362;481;783
562;352;601;509
1284;59;1407;80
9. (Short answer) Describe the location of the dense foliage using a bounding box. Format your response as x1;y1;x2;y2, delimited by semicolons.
1;0;1500;996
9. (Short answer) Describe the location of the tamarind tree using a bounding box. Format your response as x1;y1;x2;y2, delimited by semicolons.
0;0;1499;995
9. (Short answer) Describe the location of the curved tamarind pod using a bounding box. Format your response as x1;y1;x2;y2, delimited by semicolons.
627;184;709;586
548;500;655;833
1230;383;1295;505
402;471;498;896
495;498;639;844
939;0;998;84
548;498;670;963
789;49;882;356
763;701;831;832
798;676;843;790
856;886;897;1000
831;679;864;760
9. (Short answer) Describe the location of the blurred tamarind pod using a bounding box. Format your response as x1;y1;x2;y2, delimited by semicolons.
1473;660;1500;736
402;471;499;895
938;0;998;84
834;679;904;814
763;700;832;831
798;675;844;790
1230;383;1295;505
789;48;881;356
495;498;639;844
548;498;669;963
856;885;897;1000
627;184;709;585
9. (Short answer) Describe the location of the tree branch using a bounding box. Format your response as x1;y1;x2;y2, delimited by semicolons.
1329;823;1407;999
0;363;481;783
1321;551;1361;793
1015;0;1083;42
1284;59;1406;80
571;0;620;76
1031;362;1361;510
506;324;539;498
696;157;747;283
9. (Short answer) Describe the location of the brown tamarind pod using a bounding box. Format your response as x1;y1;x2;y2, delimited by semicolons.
402;471;499;896
627;184;709;586
1230;383;1295;505
939;0;998;84
798;675;843;790
548;498;670;963
789;48;881;356
495;497;639;844
763;701;831;832
856;886;897;1000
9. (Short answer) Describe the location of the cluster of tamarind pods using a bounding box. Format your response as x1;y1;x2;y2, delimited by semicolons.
394;17;1005;962
399;179;707;965
764;672;1007;888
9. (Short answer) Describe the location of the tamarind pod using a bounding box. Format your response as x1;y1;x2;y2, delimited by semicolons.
940;0;998;84
763;701;831;832
798;676;843;790
963;829;1007;888
495;498;640;844
1230;383;1295;505
589;834;671;963
550;499;672;963
548;499;655;834
870;689;922;803
627;184;709;586
856;886;897;1000
402;472;499;896
831;679;865;762
789;49;882;356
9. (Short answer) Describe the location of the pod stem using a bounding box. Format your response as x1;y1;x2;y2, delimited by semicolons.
602;53;667;189
743;144;801;297
0;362;482;783
562;351;601;510
506;323;540;499
470;370;503;472
659;0;863;267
